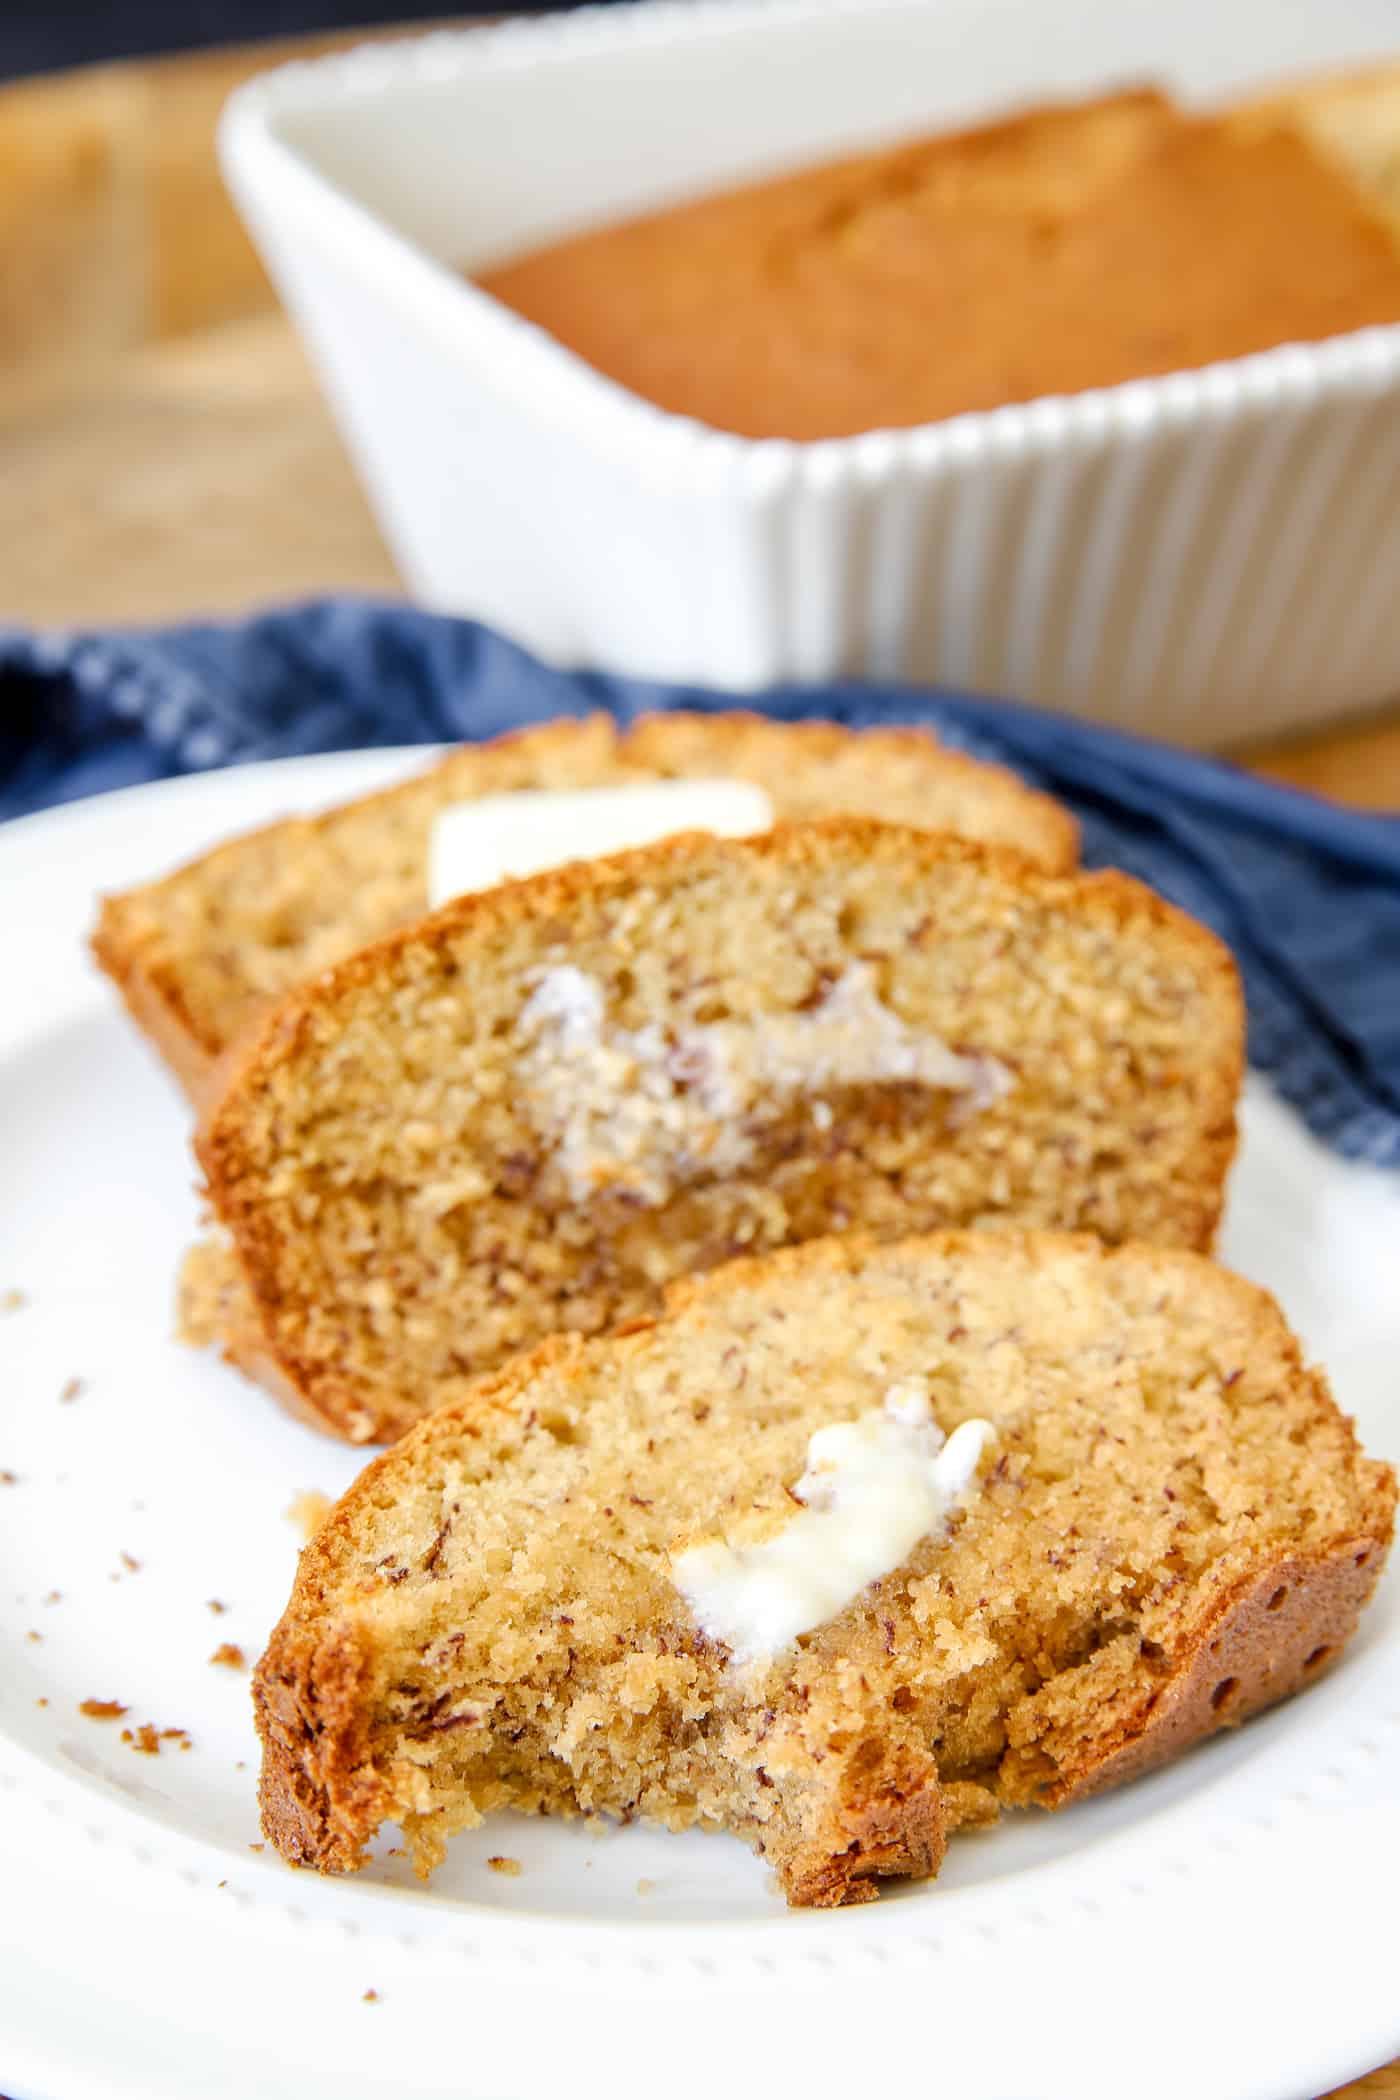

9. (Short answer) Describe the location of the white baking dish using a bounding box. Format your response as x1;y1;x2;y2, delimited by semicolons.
220;0;1400;746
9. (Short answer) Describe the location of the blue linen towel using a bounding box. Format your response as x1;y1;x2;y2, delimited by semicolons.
2;597;1398;1169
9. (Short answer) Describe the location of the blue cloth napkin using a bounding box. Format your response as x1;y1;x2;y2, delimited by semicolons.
3;597;1398;1169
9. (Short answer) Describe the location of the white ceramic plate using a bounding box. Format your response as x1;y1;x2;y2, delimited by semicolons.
1;751;1398;2100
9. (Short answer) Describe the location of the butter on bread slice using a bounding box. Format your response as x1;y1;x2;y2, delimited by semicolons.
253;1229;1394;1905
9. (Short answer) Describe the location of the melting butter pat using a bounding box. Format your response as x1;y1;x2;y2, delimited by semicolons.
516;961;1011;1208
429;779;774;908
672;1381;994;1664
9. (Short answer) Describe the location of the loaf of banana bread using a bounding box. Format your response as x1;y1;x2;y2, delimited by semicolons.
476;87;1400;438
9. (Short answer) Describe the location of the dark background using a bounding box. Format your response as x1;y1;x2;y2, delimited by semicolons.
0;2;560;79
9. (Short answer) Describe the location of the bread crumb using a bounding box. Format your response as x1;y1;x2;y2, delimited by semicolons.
207;1598;228;1614
209;1643;246;1670
285;1490;332;1543
119;1552;141;1573
43;1591;62;1606
249;1841;266;1852
25;1630;41;1644
79;1700;128;1720
636;1878;656;1896
35;1697;48;1709
0;1470;17;1486
119;1721;189;1754
235;1760;247;1771
59;1377;85;1404
487;1855;522;1877
1;1288;26;1313
362;1989;381;2004
217;1879;227;1889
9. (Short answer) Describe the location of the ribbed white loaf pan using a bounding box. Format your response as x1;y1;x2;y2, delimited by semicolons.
221;0;1400;746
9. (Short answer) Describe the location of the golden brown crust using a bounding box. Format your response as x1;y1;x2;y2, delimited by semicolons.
625;710;1080;873
1044;1530;1392;1805
780;1740;948;1907
90;712;1077;1102
249;1228;1394;1904
255;1616;392;1874
195;820;1244;1443
179;1239;393;1441
90;903;223;1104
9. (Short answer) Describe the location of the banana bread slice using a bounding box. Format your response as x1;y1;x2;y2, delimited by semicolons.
92;711;1076;1102
253;1230;1395;1907
194;820;1242;1443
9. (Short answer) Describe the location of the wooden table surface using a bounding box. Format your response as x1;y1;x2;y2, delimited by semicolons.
0;27;1395;2099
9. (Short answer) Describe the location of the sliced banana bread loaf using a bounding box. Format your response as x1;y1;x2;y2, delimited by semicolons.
193;821;1242;1443
92;711;1077;1101
254;1230;1394;1906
